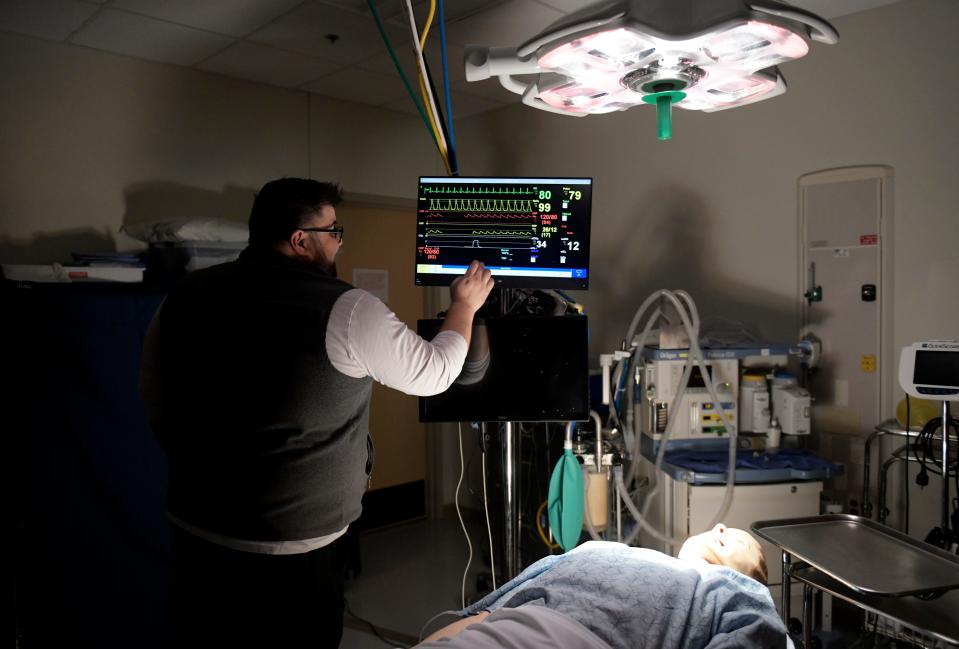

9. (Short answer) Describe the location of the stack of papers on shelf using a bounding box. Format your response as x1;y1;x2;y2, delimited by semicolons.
3;262;145;283
70;252;144;266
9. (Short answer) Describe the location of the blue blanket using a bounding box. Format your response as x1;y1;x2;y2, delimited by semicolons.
465;541;785;649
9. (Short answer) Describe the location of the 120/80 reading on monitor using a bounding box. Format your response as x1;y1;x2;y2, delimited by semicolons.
414;176;592;290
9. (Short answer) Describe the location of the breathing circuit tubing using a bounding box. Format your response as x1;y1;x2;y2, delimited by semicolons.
592;289;738;547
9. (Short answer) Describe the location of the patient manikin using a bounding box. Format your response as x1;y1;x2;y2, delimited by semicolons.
677;524;767;583
417;526;783;649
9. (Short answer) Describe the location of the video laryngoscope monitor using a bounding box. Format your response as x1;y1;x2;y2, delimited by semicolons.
899;340;959;401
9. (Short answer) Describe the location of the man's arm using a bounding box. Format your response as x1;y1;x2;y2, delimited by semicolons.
439;260;494;348
326;262;494;396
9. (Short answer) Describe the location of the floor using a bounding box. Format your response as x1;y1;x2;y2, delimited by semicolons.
341;516;489;649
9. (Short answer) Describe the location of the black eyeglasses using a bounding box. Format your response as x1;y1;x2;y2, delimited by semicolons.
300;225;344;242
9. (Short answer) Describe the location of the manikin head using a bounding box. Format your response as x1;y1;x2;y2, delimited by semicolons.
679;524;768;584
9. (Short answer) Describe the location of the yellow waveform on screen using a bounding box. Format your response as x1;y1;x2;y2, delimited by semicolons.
429;198;537;212
425;229;528;236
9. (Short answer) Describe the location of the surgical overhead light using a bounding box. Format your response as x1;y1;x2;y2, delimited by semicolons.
464;0;838;140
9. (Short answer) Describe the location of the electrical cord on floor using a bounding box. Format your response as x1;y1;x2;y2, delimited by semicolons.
455;423;473;610
418;609;460;643
344;598;410;648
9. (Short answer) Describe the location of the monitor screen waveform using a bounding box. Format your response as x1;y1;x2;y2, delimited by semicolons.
415;176;592;290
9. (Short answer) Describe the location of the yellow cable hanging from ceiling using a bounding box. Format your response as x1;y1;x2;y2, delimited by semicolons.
408;0;449;173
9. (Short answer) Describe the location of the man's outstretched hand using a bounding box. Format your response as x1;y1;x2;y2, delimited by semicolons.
450;260;494;312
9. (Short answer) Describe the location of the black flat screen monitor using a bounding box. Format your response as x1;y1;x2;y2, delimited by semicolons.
418;315;589;422
415;176;592;290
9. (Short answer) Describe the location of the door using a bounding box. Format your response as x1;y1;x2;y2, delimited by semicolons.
798;166;894;513
335;201;426;492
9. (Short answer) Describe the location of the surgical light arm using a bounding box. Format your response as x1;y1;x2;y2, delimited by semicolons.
464;46;541;87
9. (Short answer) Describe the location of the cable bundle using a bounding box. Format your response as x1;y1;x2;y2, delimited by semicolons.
910;414;959;548
912;416;959;487
368;0;459;176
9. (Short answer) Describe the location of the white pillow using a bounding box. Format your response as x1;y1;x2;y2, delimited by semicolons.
121;217;248;243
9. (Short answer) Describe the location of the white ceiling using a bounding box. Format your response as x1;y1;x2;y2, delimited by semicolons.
0;0;902;118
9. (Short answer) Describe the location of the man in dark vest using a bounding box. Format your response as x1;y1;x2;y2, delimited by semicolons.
140;178;494;648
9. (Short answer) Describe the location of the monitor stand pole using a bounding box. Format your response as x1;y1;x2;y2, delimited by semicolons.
494;289;521;582
501;421;521;582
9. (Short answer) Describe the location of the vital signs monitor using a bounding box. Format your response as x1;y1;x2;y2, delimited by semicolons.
415;176;592;289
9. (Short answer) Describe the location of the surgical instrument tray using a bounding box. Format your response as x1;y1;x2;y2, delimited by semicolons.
752;514;959;597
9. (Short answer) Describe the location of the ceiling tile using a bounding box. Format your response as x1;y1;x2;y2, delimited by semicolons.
321;0;506;24
356;39;466;87
198;41;340;89
317;0;399;18
386;0;510;26
303;66;409;105
0;0;99;41
249;1;406;65
383;87;505;119
443;0;563;47
110;0;304;38
444;89;510;119
353;34;417;76
71;8;235;65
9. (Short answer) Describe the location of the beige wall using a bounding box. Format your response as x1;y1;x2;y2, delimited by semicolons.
0;31;441;264
309;96;444;198
456;0;959;367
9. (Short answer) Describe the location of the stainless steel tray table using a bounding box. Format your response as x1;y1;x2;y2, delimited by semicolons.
752;515;959;647
789;564;959;646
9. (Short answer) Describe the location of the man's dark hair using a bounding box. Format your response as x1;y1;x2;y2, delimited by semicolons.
248;178;343;248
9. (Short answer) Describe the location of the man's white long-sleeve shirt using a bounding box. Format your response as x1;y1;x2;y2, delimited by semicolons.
326;289;466;395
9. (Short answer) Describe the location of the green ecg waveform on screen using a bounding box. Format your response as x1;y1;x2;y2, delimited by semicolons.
421;185;536;195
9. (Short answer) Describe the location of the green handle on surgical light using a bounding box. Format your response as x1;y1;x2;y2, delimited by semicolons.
642;90;686;142
657;95;672;141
